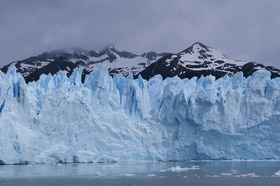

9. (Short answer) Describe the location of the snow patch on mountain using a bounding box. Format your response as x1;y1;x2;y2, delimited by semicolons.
170;42;248;72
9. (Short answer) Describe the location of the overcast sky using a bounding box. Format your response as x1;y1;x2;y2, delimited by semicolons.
0;0;280;67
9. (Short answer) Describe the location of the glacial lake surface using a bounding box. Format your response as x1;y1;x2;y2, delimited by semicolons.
0;161;280;186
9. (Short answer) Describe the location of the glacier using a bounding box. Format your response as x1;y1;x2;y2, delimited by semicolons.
1;65;280;164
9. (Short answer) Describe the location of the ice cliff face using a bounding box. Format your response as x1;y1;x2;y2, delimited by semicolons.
1;66;280;164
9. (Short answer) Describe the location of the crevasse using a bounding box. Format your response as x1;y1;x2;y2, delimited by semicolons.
0;65;280;164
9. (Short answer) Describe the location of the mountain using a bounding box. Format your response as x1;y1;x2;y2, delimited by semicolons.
0;46;168;83
1;42;280;83
140;42;280;79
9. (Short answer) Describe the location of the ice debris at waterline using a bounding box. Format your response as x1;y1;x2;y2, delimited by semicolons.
1;65;280;164
160;166;200;172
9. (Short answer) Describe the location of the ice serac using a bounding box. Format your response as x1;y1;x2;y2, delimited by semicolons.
1;66;280;164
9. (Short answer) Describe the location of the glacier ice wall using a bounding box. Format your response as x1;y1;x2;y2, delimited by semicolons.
1;66;280;164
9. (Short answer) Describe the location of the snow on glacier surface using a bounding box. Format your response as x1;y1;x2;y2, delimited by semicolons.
1;66;280;164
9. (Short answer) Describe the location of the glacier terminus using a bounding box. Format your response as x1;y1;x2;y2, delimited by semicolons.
0;65;280;165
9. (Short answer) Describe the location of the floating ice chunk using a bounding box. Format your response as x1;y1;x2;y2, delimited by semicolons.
221;173;233;176
160;166;199;172
236;173;259;177
167;166;188;172
169;166;188;172
273;170;280;177
188;165;200;170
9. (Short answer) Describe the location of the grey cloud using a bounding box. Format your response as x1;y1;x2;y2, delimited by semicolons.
0;0;280;68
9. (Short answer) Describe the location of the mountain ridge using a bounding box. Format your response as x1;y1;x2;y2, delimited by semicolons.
1;42;280;83
140;42;280;79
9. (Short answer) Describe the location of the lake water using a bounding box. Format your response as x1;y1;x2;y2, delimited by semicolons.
0;161;280;186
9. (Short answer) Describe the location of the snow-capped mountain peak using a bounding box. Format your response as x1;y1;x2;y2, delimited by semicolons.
181;42;227;60
184;41;211;53
140;42;280;80
178;42;245;67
